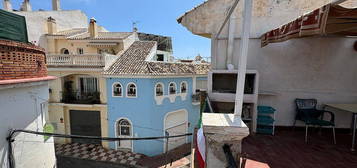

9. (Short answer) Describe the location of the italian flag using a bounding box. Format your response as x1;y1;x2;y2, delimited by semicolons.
196;106;206;168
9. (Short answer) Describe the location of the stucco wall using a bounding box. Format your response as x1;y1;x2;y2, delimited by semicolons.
179;0;357;38
213;37;357;127
48;71;107;104
179;0;357;128
106;77;200;156
0;81;56;168
14;10;88;45
48;103;109;148
47;37;123;55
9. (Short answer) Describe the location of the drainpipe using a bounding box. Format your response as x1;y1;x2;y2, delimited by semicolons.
226;15;236;70
234;0;253;116
213;0;240;70
215;0;240;39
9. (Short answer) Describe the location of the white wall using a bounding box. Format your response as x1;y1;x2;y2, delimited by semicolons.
0;81;56;168
179;0;357;128
213;37;357;127
14;10;88;46
179;0;357;38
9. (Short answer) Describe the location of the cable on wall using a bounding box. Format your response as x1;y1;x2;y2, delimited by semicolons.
6;129;192;168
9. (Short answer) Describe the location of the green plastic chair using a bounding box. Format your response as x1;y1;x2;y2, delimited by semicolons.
294;99;336;144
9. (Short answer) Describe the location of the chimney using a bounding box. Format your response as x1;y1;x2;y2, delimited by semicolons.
89;17;98;38
47;17;57;34
3;0;12;11
52;0;61;11
20;0;32;11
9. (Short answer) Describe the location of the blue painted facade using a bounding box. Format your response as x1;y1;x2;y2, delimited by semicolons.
106;77;204;156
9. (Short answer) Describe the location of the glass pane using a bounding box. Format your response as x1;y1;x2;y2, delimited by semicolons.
156;84;163;96
181;83;187;93
119;120;130;125
114;84;122;96
170;83;176;94
128;84;136;96
120;126;130;136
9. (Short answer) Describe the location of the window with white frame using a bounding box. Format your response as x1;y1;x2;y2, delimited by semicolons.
180;82;187;93
77;48;84;54
155;83;164;96
169;82;176;95
117;119;131;136
113;83;122;97
127;83;137;97
79;77;98;93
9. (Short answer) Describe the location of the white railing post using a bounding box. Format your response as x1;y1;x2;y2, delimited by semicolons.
47;53;118;68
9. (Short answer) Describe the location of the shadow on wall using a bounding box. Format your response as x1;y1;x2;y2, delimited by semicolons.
0;144;8;168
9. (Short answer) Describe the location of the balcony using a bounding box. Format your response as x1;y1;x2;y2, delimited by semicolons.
47;53;118;68
61;91;101;104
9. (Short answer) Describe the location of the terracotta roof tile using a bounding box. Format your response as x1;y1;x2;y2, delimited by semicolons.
68;32;133;40
50;28;132;40
104;41;210;76
52;28;87;37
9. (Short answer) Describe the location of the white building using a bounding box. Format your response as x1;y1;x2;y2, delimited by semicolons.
178;0;357;128
0;7;56;167
0;40;56;168
0;79;56;168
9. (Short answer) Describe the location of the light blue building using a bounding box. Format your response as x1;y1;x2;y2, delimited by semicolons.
104;41;209;156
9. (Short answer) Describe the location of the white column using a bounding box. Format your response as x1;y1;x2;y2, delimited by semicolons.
211;33;218;69
234;0;253;116
52;0;61;11
192;76;197;94
226;16;236;69
3;0;12;11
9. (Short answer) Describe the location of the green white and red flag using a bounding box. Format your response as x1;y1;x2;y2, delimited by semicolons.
196;112;205;168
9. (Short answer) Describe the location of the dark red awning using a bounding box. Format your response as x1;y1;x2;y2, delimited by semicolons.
261;4;357;47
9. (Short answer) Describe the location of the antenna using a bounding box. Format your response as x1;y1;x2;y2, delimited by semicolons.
132;21;139;32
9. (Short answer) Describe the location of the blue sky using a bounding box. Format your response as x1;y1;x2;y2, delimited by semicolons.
2;0;211;59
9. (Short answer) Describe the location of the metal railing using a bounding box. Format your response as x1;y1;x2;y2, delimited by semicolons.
61;91;101;104
47;53;118;67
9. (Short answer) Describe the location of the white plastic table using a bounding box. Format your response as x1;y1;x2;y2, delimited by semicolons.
324;104;357;151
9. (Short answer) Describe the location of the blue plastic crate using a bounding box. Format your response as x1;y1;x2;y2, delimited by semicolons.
258;106;276;114
257;116;275;126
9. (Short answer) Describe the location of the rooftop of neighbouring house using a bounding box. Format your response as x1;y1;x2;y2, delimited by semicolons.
177;0;357;38
241;129;357;168
0;39;56;85
47;28;133;40
137;32;173;52
104;41;210;76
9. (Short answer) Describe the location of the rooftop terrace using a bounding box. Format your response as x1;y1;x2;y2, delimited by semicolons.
242;129;357;168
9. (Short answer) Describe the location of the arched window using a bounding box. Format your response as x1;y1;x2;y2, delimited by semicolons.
180;81;187;93
113;83;122;97
117;119;131;136
60;48;69;55
127;83;137;97
155;83;164;96
169;82;176;95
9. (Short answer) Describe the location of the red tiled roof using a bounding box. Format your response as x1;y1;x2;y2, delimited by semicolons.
104;41;210;76
0;39;54;83
0;76;57;85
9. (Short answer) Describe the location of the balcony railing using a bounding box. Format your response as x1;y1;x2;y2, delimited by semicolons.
61;91;101;104
47;53;118;68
